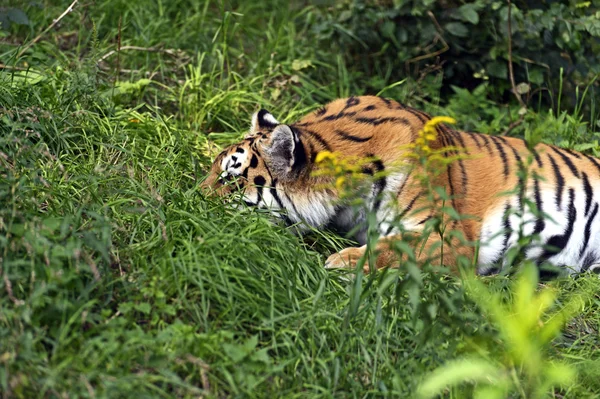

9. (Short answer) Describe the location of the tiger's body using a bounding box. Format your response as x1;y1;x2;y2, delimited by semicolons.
201;96;600;275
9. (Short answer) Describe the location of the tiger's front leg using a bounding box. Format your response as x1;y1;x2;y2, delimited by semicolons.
324;233;473;274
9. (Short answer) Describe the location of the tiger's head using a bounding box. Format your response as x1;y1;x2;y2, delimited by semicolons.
201;109;336;229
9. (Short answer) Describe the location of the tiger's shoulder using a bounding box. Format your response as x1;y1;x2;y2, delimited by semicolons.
288;96;436;164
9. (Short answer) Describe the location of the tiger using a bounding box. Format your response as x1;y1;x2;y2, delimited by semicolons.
201;95;600;275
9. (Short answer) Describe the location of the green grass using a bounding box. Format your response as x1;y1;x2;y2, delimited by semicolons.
1;1;600;398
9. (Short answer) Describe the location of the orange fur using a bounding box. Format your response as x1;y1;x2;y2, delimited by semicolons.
202;96;600;274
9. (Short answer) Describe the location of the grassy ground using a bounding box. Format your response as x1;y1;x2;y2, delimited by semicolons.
1;1;600;398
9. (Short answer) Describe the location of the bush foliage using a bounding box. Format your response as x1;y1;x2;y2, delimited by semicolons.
309;0;600;111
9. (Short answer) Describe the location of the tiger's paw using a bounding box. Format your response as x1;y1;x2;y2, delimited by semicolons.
325;246;371;273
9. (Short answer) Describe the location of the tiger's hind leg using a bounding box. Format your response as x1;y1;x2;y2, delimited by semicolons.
324;233;474;274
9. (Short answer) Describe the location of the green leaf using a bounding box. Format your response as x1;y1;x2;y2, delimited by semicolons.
515;82;530;94
7;70;45;86
417;358;505;398
528;68;544;85
135;302;152;314
381;20;395;39
117;302;134;315
223;343;247;363
291;59;312;71
242;335;258;353
457;4;479;24
487;61;507;79
8;9;29;25
114;79;152;95
251;348;272;365
473;385;507;399
445;22;468;37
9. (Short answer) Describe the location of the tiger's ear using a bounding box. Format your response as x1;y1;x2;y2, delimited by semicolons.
263;125;304;178
248;109;279;136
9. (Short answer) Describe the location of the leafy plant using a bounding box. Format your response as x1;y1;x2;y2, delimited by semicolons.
307;0;600;114
418;263;586;398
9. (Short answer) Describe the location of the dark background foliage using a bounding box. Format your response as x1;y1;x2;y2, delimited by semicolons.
307;0;600;112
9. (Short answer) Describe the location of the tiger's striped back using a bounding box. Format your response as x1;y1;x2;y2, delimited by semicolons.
202;96;600;274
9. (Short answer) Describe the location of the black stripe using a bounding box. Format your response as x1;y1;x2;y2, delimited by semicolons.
500;137;525;212
291;130;307;175
385;223;395;236
281;189;301;218
354;116;410;126
401;104;431;121
582;252;598;272
437;126;450;155
444;128;469;198
547;154;565;210
379;97;392;108
370;156;386;212
395;101;429;122
580;202;598;258
364;105;377;111
398;190;423;219
440;127;459;157
466;132;483;148
315;106;327;116
396;170;410;197
489;135;509;178
530;145;543;168
438;128;461;212
322;111;357;121
563;148;582;159
497;136;522;164
270;180;296;227
447;164;458;211
439;130;464;208
450;129;469;154
280;214;294;227
516;175;525;213
270;180;284;208
551;146;580;178
539;188;576;262
402;107;428;123
361;166;374;175
478;134;494;156
583;153;600;176
439;123;465;155
253;175;266;205
250;154;259;168
307;141;317;163
417;215;433;225
253;175;266;186
533;176;545;234
344;96;360;109
490;203;512;266
295;127;331;151
335;129;372;142
583;172;593;216
295;121;315;127
502;203;512;253
235;147;245;153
